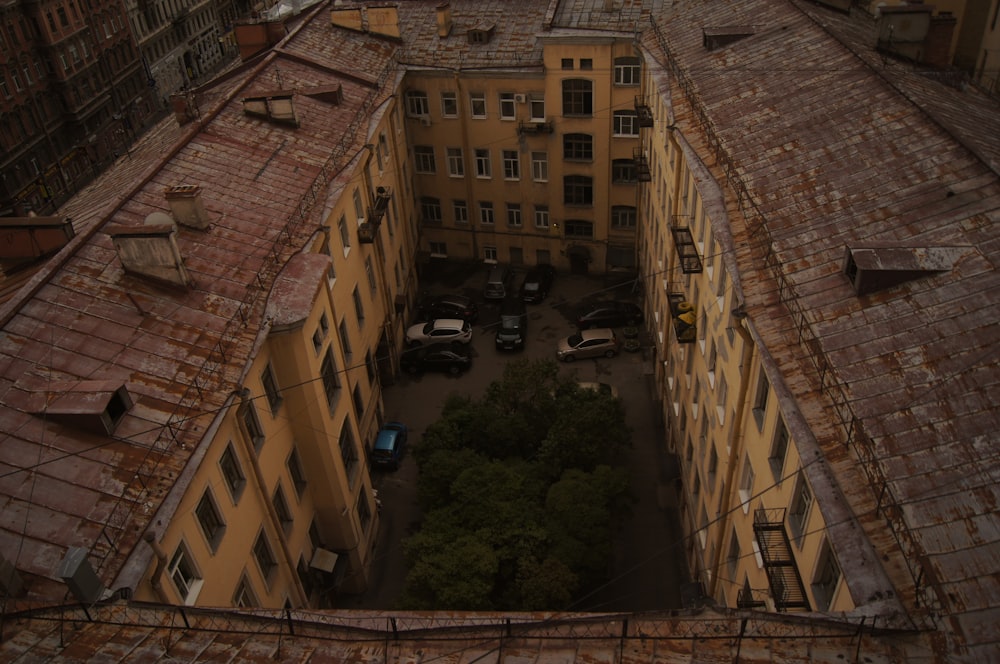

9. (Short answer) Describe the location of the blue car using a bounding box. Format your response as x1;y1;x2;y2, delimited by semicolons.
372;422;407;470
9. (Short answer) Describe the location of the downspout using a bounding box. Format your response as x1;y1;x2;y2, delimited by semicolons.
707;304;754;598
235;387;310;608
142;531;171;604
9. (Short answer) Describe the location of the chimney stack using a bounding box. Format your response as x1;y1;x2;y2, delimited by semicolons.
437;2;453;38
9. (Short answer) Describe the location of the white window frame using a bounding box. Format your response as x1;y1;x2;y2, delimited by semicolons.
474;149;491;178
531;151;548;182
499;92;516;119
446;147;464;177
470;92;487;118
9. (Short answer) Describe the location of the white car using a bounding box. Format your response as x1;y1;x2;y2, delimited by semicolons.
406;318;473;346
556;328;619;361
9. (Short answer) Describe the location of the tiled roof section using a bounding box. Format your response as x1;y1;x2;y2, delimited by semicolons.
551;0;665;31
394;0;548;68
646;0;1000;658
0;5;397;600
0;602;936;662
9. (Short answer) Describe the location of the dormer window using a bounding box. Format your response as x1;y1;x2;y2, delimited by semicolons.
467;24;495;44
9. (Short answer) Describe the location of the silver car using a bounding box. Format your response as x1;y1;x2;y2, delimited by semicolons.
406;318;473;346
556;328;619;362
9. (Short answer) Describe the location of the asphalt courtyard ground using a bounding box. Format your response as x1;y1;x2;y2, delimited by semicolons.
335;262;690;611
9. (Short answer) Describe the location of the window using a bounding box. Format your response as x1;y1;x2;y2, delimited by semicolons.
788;473;813;542
614;56;641;85
707;447;718;490
769;419;789;480
352;189;364;219
337;215;351;253
561;58;573;70
531;151;548;181
352;286;365;323
365;257;376;292
414;146;436;173
168;543;202;603
405;90;429;117
339;318;351;358
499;92;516;119
312;313;328;353
430;241;447;257
219;444;246;501
453;200;468;224
564;220;593;238
529;96;545;121
484;246;498;262
534;205;549;229
446;147;464;176
195;490;225;551
563;133;593;161
474;149;491;177
612;159;637;184
233;575;257;607
562;79;593;116
287;447;307;496
365;350;376;382
352;383;364;418
420;196;442;224
613;110;640;136
727;529;740;576
261;363;281;414
479;201;495;225
752;370;769;429
320;348;340;407
297;555;314;599
470;92;486;118
358;491;372;532
812;540;842;611
563;175;593;206
580;58;593;70
502;150;520;179
272;484;293;533
441;91;457;117
611;206;637;229
240;399;265;452
506;203;522;227
253;532;277;581
738;457;755;510
339;422;358;479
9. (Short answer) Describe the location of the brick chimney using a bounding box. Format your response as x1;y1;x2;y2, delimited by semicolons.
436;3;453;38
924;12;957;69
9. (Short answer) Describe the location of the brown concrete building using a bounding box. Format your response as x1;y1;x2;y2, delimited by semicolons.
0;0;997;661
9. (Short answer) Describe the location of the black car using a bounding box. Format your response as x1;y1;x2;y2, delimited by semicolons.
494;299;528;351
519;265;556;303
417;294;479;323
399;342;472;375
576;301;644;329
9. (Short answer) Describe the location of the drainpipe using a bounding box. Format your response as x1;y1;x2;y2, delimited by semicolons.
235;388;310;608
707;304;754;598
142;531;171;604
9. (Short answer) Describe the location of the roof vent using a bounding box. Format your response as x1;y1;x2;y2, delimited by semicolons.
702;26;756;51
843;246;961;296
243;92;299;127
27;380;134;435
106;214;193;288
0;216;76;259
164;184;210;230
467;24;495;44
301;84;343;105
58;547;106;603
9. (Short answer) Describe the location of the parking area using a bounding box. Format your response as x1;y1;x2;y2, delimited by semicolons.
338;263;689;611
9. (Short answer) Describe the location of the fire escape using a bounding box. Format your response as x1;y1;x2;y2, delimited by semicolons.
358;187;393;243
752;508;810;611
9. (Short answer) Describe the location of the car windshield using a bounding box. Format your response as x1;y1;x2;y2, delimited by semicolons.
422;321;435;333
523;282;539;291
501;316;519;330
567;333;583;346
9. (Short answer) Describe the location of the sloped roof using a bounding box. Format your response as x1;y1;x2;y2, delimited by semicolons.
0;4;398;599
643;0;1000;658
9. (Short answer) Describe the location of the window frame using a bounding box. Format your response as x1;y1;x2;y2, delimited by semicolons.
219;443;246;503
261;363;282;414
499;92;516;119
405;90;429;117
563;175;594;206
195;489;226;552
561;78;593;117
531;151;548;182
168;541;203;604
253;531;277;582
413;145;436;174
613;110;640;136
440;91;458;117
563;133;593;161
446;146;464;177
502;149;520;180
470;92;487;118
614;56;641;85
474;149;491;178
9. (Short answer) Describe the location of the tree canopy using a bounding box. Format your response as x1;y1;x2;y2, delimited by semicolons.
401;359;633;610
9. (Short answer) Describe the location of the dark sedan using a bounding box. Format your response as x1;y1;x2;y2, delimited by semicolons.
576;301;644;329
519;265;556;303
417;294;479;323
399;342;472;375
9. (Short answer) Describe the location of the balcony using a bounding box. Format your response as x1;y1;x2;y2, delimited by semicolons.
634;96;654;127
670;225;703;273
632;147;651;182
517;120;554;135
667;293;696;344
752;508;810;611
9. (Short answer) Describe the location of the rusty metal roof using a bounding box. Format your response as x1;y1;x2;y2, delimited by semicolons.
645;0;1000;659
0;3;398;601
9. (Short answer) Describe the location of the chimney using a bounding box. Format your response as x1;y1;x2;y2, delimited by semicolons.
169;93;197;126
164;184;210;229
436;2;453;38
924;12;957;69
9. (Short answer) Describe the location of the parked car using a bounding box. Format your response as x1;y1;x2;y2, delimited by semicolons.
406;318;473;346
556;328;620;362
417;294;479;323
483;265;513;301
494;299;528;351
372;422;407;470
519;265;556;303
576;301;644;329
400;342;472;375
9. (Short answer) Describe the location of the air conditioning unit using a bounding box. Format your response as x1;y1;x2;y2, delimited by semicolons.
419;115;431;127
514;93;527;104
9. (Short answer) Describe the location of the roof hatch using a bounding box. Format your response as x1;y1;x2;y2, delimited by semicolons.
28;380;134;435
842;245;962;296
106;213;193;288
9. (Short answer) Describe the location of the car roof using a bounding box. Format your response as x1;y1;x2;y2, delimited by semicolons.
580;327;615;339
433;294;471;305
432;318;465;328
374;426;402;451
